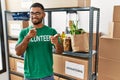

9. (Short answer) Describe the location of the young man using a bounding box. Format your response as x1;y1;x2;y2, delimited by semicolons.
15;2;63;80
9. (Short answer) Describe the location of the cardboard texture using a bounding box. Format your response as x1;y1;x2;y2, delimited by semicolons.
63;56;88;80
53;54;95;80
98;57;120;80
14;59;24;74
113;22;120;38
5;0;32;11
53;54;64;74
5;0;91;11
9;57;24;74
110;5;120;38
54;76;66;80
98;74;116;80
108;22;120;38
98;36;120;80
8;21;28;38
8;40;17;56
10;74;23;80
113;5;120;22
39;0;91;8
9;57;16;72
108;22;114;38
99;37;120;61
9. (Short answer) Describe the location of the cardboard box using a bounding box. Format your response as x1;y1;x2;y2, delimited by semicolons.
8;21;29;38
54;76;59;80
108;22;114;38
98;57;120;80
63;56;88;80
9;57;24;74
54;75;67;80
10;74;23;80
63;56;95;80
98;75;114;80
53;54;95;80
5;0;91;11
108;22;120;38
8;40;17;56
113;22;120;38
53;54;64;74
99;36;120;61
113;5;120;22
98;36;120;79
38;0;91;8
15;59;24;74
9;57;16;72
5;0;32;11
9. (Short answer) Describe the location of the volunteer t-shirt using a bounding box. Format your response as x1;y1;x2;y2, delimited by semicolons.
16;25;57;79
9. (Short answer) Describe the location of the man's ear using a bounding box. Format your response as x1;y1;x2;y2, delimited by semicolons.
43;12;46;18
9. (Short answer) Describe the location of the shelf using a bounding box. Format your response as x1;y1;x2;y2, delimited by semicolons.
5;7;99;13
10;71;24;77
5;10;29;13
45;7;99;12
92;73;97;80
54;73;76;80
8;36;18;40
63;50;96;58
9;55;24;60
11;71;76;80
5;6;100;80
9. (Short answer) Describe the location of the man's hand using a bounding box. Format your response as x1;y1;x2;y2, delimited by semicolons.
26;28;36;39
50;34;63;53
50;34;60;45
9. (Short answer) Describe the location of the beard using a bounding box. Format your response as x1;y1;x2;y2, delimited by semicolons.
32;18;43;25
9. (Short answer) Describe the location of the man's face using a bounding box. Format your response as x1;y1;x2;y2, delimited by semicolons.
30;7;45;25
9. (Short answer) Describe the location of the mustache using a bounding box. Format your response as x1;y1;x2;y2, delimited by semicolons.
32;18;39;19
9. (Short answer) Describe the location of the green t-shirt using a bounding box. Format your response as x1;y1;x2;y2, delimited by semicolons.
16;25;57;79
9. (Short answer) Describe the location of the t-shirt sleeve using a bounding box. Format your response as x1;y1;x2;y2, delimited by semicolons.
16;29;25;46
52;28;57;35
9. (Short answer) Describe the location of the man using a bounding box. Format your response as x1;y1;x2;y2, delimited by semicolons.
15;2;63;80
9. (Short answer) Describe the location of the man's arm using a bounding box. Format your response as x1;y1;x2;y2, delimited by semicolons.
15;36;30;56
15;28;36;56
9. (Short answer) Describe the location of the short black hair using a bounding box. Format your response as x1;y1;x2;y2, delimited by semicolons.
30;2;44;10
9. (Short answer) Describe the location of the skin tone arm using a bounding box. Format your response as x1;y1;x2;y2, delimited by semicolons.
15;28;36;56
50;34;64;53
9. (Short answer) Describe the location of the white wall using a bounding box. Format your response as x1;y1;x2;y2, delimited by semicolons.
52;0;120;35
91;0;120;35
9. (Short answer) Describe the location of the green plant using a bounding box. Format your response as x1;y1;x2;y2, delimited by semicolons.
69;20;86;35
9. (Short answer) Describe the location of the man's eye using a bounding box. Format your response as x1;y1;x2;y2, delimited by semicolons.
30;12;41;15
36;12;41;15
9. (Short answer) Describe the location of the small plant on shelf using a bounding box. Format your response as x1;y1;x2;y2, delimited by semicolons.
69;20;86;35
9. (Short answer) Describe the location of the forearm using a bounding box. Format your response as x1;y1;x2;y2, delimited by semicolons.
15;36;30;56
